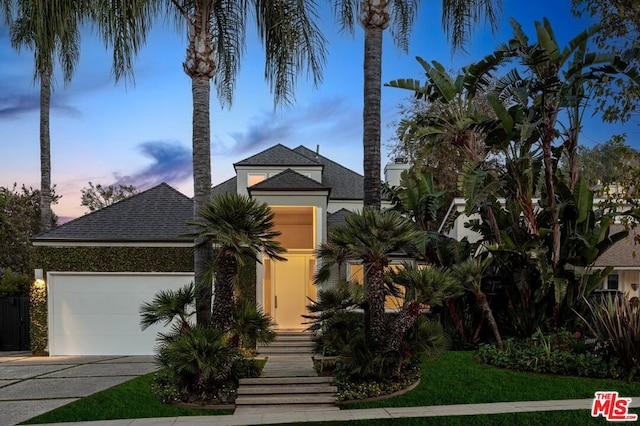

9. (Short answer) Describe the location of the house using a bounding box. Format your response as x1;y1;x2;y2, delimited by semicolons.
441;198;640;299
31;144;409;355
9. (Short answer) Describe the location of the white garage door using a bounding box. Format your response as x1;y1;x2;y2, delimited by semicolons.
47;272;194;356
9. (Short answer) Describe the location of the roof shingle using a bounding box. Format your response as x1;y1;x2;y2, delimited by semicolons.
33;183;193;243
249;169;330;192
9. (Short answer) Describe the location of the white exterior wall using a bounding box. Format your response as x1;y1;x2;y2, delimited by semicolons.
47;272;193;356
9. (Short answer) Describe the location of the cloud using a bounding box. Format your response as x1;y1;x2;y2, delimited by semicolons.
220;97;360;156
113;140;192;190
0;93;81;119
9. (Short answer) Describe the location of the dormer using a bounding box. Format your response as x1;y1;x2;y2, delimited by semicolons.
233;144;323;195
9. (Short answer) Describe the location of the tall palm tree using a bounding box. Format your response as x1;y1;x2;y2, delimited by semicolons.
316;210;420;348
2;0;84;231
332;0;502;210
92;1;326;324
189;193;286;331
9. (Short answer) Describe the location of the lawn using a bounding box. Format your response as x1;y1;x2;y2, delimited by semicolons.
346;351;640;409
21;373;232;424
21;351;640;424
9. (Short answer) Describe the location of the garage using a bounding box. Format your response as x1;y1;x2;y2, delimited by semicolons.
47;272;193;356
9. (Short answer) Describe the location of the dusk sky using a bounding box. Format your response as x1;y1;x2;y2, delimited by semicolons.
1;1;638;220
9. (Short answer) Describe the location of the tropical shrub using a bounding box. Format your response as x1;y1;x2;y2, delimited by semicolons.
229;299;275;351
580;295;640;380
476;330;624;379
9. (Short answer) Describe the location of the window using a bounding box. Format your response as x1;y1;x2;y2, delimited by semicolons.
607;274;619;290
248;173;266;186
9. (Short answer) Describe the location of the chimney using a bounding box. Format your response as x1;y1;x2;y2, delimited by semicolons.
315;144;320;158
384;157;410;187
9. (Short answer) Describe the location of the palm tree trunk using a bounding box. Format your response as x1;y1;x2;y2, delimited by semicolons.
365;263;387;348
192;73;213;326
476;291;503;349
362;10;386;211
212;250;236;331
184;6;216;326
39;67;52;231
387;301;421;353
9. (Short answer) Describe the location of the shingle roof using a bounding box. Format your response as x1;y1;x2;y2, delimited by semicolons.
32;183;193;243
212;176;237;196
327;208;352;229
293;145;363;200
593;225;640;268
235;144;321;167
249;169;330;192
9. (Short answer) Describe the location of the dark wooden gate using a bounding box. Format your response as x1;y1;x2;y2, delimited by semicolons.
0;297;30;351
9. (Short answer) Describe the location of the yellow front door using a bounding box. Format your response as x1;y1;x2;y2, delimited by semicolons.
272;254;315;330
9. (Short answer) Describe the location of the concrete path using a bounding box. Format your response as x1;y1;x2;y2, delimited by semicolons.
0;352;156;426
30;396;640;425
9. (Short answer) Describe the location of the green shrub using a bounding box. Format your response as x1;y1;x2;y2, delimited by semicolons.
151;369;181;404
580;296;640;380
336;364;420;402
156;326;237;402
0;268;30;297
475;332;624;379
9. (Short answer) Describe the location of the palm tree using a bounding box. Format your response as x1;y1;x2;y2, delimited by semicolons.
91;1;326;325
316;210;420;348
453;255;503;349
332;0;502;210
2;0;84;231
189;193;286;331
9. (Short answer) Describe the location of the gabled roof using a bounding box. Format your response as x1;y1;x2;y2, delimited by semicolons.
594;225;640;268
327;208;352;229
293;145;363;200
211;176;237;196
234;144;321;167
249;169;330;192
32;183;193;243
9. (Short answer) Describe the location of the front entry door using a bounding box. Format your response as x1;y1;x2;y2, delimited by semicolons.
273;254;314;330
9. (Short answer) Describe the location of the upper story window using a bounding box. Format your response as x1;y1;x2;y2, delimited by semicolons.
248;173;267;186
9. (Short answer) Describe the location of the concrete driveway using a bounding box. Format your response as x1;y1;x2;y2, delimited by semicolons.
0;352;156;426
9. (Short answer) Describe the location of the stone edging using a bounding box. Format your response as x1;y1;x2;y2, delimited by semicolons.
170;401;235;410
338;377;421;405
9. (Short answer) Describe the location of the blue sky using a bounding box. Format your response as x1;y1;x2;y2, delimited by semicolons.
0;1;637;219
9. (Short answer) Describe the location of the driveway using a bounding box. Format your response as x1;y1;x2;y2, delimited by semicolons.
0;352;156;426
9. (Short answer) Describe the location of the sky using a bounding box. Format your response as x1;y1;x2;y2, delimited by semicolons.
1;1;638;221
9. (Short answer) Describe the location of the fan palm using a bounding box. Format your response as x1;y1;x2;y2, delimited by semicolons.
91;0;326;325
189;193;286;331
316;209;420;348
453;255;503;349
1;0;85;231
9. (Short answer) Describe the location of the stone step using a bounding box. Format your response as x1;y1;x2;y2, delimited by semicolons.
240;376;333;385
260;340;314;347
257;347;313;355
238;385;337;395
235;395;336;405
234;404;340;414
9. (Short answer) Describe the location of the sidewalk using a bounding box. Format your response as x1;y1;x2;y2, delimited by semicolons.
34;397;640;425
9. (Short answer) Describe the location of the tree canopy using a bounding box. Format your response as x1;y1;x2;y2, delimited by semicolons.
80;182;138;213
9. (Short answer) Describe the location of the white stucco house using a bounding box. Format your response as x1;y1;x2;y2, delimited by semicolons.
32;144;409;355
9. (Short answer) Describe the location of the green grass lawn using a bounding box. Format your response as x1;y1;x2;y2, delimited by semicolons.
346;351;640;409
21;351;640;424
21;373;232;424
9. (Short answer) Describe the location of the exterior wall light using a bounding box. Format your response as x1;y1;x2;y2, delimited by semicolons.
34;269;45;287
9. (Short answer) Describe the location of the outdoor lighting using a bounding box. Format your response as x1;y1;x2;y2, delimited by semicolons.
34;269;45;287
